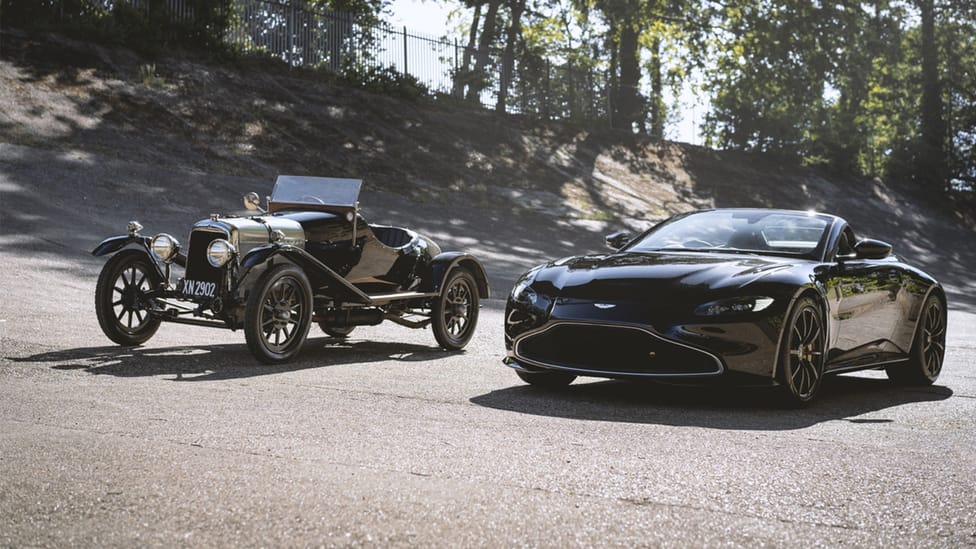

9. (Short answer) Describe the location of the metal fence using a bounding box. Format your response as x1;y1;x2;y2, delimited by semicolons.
49;0;611;125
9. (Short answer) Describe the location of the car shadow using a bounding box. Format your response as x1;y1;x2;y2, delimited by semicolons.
469;375;953;431
15;338;457;381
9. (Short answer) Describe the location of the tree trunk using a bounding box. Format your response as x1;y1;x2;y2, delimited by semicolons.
467;0;502;103
453;2;483;98
649;35;664;138
916;0;947;188
496;0;526;113
615;20;642;131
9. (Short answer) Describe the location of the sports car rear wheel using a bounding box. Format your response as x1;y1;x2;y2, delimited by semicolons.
776;297;826;407
886;295;945;385
95;250;162;346
432;268;479;350
245;265;313;364
516;370;576;388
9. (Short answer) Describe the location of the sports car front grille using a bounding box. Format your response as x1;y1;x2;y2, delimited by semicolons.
514;323;722;376
184;230;225;286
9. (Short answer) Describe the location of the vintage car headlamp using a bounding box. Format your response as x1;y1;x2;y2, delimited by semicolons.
206;239;236;268
695;296;774;317
150;233;179;263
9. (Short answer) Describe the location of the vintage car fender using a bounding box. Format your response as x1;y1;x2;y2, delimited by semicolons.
238;244;372;304
92;235;188;267
423;252;490;298
90;235;173;282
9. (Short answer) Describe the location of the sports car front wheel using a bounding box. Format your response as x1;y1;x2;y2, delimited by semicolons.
886;295;945;385
95;250;162;346
244;265;313;364
516;370;577;388
432;268;479;350
776;297;826;407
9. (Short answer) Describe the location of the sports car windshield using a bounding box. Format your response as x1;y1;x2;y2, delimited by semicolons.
627;210;832;258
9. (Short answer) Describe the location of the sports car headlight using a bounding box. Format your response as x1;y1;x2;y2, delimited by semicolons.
511;267;542;304
150;233;179;263
695;296;775;316
206;239;236;268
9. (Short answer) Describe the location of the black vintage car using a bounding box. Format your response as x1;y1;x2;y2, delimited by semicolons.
504;208;947;405
93;176;489;363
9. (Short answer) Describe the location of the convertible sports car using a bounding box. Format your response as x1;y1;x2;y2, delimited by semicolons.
503;208;947;405
93;176;489;363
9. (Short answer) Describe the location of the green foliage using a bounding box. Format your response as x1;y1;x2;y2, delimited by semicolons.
340;62;429;100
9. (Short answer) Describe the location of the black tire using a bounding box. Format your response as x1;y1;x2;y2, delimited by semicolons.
319;324;355;338
95;250;162;346
775;297;826;407
244;264;313;364
432;268;479;350
516;370;577;388
886;295;946;385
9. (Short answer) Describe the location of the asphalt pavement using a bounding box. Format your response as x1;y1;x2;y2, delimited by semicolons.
1;249;975;547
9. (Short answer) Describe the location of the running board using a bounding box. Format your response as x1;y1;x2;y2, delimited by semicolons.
358;291;439;306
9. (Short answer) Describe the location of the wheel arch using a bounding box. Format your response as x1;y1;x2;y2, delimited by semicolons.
907;283;948;351
424;252;490;299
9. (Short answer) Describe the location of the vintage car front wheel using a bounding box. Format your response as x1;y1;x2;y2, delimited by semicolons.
432;268;479;350
244;264;313;364
95;250;163;346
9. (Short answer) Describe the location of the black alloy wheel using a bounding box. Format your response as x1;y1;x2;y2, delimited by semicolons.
244;265;313;364
776;297;826;406
95;250;163;346
432;268;479;350
887;295;946;385
516;369;577;388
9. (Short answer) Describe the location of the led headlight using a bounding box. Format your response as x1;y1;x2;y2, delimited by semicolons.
695;296;774;316
206;239;236;268
150;233;179;263
511;267;542;304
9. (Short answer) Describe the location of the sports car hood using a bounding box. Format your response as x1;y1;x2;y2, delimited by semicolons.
533;251;801;303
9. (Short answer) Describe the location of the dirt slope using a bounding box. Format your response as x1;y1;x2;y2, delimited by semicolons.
1;29;974;308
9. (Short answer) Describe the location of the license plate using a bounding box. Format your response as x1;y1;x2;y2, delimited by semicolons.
183;279;218;298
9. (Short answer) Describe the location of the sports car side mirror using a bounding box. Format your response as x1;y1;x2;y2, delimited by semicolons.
243;192;266;213
854;238;892;260
606;231;632;250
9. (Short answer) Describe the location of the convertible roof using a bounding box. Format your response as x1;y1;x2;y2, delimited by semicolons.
269;175;363;215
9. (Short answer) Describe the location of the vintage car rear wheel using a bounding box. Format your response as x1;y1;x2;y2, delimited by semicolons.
95;250;163;346
244;264;313;364
886;295;945;385
432;268;479;350
775;297;826;407
516;370;577;388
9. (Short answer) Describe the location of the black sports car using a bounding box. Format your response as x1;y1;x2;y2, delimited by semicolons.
503;208;947;405
93;176;489;363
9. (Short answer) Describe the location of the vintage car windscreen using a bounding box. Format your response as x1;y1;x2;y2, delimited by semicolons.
270;175;363;208
627;210;831;257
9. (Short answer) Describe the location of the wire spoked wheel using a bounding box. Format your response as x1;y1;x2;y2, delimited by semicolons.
245;265;312;364
887;295;946;385
777;297;826;406
432;268;479;350
95;250;162;346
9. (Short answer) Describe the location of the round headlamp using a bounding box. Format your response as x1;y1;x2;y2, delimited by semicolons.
150;233;179;263
206;239;236;268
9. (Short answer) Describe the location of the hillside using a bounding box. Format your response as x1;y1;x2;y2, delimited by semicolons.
2;28;974;309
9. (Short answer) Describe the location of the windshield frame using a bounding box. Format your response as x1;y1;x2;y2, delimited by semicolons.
268;175;363;215
620;209;840;261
